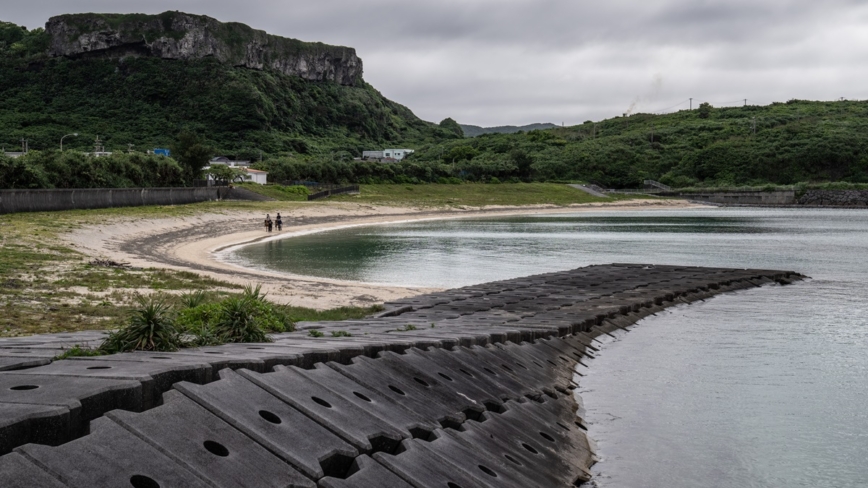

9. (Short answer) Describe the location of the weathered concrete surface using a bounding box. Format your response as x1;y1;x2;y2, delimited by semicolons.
0;187;264;215
0;264;805;486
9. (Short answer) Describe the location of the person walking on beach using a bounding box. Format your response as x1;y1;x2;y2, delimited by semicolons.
276;213;283;232
265;214;273;232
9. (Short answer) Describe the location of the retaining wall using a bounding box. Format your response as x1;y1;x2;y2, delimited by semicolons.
678;190;796;206
798;189;868;207
0;187;265;214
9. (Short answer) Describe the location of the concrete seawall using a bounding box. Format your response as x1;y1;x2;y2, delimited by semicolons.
0;264;804;487
675;190;796;206
0;187;269;214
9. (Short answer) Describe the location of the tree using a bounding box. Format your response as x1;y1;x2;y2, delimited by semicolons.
698;102;713;119
205;164;244;184
170;131;214;182
510;149;535;180
443;145;478;163
439;118;464;138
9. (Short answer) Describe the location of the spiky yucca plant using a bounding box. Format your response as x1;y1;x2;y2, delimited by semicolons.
213;296;271;344
100;296;181;353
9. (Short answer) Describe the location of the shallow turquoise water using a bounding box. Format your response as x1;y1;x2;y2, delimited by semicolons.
229;208;868;487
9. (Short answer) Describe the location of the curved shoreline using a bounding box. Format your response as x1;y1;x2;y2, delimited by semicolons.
64;199;706;309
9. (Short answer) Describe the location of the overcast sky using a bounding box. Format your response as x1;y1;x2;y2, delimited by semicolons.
6;1;868;126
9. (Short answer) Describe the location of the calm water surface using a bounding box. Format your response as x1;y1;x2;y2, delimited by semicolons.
228;209;868;487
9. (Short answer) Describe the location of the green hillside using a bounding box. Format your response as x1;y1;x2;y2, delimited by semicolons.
410;101;868;188
0;20;454;159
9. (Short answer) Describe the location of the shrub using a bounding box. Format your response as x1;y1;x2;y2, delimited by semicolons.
100;296;181;353
213;296;271;343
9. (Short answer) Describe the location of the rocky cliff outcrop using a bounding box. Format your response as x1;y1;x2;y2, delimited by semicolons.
45;11;362;85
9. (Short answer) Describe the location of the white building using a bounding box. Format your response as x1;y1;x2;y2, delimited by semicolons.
209;156;251;167
362;148;415;162
383;149;414;161
241;168;268;185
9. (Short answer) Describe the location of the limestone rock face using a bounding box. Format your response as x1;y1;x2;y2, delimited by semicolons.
45;11;362;85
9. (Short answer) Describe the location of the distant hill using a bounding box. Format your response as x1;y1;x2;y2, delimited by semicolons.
460;123;559;138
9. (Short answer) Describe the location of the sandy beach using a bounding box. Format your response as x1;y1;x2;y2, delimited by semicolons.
63;199;706;309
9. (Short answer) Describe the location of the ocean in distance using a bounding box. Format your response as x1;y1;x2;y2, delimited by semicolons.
227;208;868;487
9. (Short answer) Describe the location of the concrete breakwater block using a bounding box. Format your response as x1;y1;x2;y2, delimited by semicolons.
0;374;142;454
105;390;313;488
0;264;806;486
173;368;358;480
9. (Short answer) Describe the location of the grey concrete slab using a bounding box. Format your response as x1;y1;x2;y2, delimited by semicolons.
318;455;412;488
174;368;357;479
238;367;406;454
373;439;492;488
440;420;573;487
17;358;209;410
0;373;142;449
396;348;509;409
370;352;488;418
0;403;70;455
17;417;210;488
0;356;52;371
0;452;67;488
421;429;545;488
107;390;315;488
279;364;439;435
327;358;467;428
424;347;536;400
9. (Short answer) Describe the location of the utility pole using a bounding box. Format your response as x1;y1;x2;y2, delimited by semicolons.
744;99;747;107
690;98;693;110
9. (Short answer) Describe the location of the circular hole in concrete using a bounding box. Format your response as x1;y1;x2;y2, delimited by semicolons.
482;367;497;376
539;431;555;442
203;440;229;457
438;372;453;382
312;396;332;408
413;377;430;387
10;385;38;391
532;361;543;368
87;366;111;370
459;369;474;378
478;465;497;477
447;483;463;488
389;385;406;396
501;364;514;372
515;362;528;370
258;410;282;424
521;443;539;454
504;453;522;466
546;360;557;366
559;356;569;362
556;422;570;431
353;391;372;402
130;475;160;488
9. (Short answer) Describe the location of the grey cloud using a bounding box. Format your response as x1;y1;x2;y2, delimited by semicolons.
5;1;868;126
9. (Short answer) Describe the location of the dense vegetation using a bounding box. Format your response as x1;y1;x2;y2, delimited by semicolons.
4;20;868;190
0;21;456;164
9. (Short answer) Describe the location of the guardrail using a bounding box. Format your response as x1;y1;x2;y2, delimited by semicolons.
307;185;360;201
